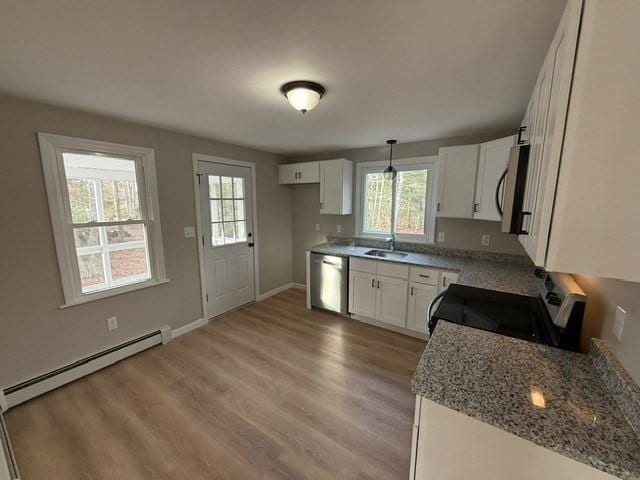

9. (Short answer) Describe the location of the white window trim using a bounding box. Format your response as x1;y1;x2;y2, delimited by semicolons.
38;133;168;308
355;156;438;244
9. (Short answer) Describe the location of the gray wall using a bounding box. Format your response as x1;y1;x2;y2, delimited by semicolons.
574;275;640;384
286;132;526;284
0;95;292;387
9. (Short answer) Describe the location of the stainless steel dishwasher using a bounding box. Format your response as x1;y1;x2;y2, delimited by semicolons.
310;253;349;314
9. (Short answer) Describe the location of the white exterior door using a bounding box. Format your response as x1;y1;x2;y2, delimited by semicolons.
198;161;255;318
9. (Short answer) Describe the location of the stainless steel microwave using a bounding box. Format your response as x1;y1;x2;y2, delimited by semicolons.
498;144;531;234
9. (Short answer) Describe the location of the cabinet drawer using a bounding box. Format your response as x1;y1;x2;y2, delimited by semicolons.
349;257;377;274
377;261;409;279
410;266;439;285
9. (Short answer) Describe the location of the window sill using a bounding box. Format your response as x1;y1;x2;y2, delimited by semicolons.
357;233;436;245
59;278;170;309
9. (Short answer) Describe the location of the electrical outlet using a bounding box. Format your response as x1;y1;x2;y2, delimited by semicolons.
481;234;491;246
184;226;196;238
315;223;320;232
107;316;118;332
336;224;342;233
437;231;445;243
613;306;626;341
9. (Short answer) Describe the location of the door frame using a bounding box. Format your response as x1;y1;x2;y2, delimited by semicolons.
192;153;260;321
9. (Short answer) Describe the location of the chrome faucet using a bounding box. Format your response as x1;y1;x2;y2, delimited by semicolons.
386;234;396;251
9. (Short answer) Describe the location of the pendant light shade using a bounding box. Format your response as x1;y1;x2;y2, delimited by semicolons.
281;81;325;114
384;139;397;180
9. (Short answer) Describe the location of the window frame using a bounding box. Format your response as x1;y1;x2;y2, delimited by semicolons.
355;156;438;244
38;133;168;307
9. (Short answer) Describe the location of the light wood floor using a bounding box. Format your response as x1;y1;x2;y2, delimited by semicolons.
6;288;426;480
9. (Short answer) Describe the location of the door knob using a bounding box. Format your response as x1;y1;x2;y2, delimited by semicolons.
248;242;254;247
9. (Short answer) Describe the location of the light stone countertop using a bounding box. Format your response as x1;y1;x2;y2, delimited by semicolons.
309;242;540;297
411;321;640;480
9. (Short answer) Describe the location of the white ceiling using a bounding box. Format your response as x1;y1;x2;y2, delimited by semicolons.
0;0;566;155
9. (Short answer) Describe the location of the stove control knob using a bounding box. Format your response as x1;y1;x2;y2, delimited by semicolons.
546;292;562;306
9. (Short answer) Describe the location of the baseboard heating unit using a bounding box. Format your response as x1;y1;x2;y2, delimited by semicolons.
2;326;171;409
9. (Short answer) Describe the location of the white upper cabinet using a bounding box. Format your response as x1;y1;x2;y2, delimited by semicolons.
473;136;516;222
515;0;640;282
437;145;479;219
320;158;353;215
278;161;320;184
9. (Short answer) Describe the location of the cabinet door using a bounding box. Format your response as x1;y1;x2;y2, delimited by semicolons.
437;145;479;218
440;271;459;292
278;164;298;184
407;282;438;333
320;159;352;215
349;270;376;317
375;275;408;327
278;162;319;184
473;136;516;222
296;162;320;183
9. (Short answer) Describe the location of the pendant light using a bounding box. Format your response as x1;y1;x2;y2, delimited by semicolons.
281;81;325;114
384;139;397;180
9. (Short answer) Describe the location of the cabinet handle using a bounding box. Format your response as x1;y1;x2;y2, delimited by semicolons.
418;274;430;279
410;286;414;296
371;278;375;288
473;203;479;213
442;277;446;288
377;280;380;289
320;202;324;210
437;202;441;212
299;171;302;179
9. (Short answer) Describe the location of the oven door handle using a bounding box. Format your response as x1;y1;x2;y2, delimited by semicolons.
427;290;448;337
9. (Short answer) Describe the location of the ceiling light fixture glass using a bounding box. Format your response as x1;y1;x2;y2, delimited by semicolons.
384;139;397;180
281;81;325;114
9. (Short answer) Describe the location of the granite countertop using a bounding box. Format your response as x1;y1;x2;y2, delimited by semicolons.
411;321;640;479
309;242;539;296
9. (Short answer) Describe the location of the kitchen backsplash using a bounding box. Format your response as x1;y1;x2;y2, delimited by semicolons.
325;236;531;264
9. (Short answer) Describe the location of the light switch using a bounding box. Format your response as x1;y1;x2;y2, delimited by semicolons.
336;224;342;233
107;316;118;332
481;234;491;246
437;232;445;243
613;306;626;341
315;223;320;232
184;226;196;238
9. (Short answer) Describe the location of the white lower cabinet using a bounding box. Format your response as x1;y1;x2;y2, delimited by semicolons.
348;270;377;318
411;396;617;480
375;275;408;327
349;258;459;334
407;282;438;333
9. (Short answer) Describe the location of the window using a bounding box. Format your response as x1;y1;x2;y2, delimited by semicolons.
39;133;167;306
356;156;437;243
208;175;247;246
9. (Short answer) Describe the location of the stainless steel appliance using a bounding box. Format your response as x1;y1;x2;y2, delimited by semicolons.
428;271;586;351
310;253;349;314
497;143;531;234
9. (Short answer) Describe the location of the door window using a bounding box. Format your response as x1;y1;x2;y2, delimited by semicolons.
208;175;247;246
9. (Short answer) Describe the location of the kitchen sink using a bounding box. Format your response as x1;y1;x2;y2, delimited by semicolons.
364;249;408;260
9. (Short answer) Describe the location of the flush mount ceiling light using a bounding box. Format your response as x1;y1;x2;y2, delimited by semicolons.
384;139;397;180
281;81;325;114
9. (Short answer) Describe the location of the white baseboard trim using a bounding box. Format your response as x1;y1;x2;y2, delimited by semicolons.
3;328;168;409
257;282;305;302
171;317;207;338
